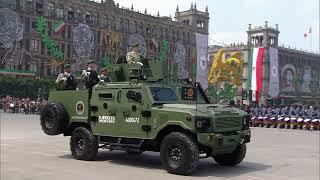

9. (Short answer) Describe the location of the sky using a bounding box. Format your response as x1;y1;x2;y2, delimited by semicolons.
102;0;319;53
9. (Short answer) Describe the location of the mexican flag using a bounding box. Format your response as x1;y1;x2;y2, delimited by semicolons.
248;48;265;102
53;20;66;34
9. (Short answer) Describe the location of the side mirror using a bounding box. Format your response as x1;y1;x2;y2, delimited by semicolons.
126;90;142;103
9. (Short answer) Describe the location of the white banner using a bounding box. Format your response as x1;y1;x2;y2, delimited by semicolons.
195;33;208;90
268;47;279;98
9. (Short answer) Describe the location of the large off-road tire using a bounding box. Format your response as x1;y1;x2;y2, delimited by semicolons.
213;144;246;166
40;102;68;135
70;127;98;161
160;132;199;175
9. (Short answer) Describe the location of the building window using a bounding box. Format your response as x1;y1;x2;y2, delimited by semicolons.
41;42;45;55
139;22;143;33
146;25;151;35
126;19;129;31
25;39;30;52
31;20;37;30
24;17;30;33
119;18;123;31
47;22;52;36
75;10;82;22
111;16;116;29
60;44;65;54
67;25;71;39
56;7;64;19
165;28;168;38
3;0;16;9
67;44;71;58
36;2;43;15
31;39;40;53
134;21;137;33
48;2;55;17
30;62;37;72
68;7;74;20
92;13;98;25
86;12;92;24
25;0;33;12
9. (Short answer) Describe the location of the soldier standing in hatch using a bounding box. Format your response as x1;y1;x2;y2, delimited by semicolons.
126;44;142;64
82;60;99;97
56;64;77;90
99;67;112;82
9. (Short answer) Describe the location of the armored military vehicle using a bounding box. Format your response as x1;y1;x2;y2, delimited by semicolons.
40;61;250;175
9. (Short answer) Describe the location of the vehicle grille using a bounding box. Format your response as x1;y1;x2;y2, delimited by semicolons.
215;117;242;130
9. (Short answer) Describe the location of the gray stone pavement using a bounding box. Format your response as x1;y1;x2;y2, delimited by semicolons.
1;113;319;180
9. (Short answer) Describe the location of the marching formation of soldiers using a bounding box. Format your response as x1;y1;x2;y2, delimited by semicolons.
247;105;320;131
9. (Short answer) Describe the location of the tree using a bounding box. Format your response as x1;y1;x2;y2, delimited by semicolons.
0;76;56;99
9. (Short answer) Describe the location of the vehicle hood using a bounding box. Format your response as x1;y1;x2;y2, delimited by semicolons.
161;104;246;116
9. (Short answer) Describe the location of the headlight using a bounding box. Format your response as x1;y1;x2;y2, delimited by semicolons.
195;117;211;132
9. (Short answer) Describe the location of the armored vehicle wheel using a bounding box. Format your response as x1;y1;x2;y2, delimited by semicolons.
40;102;67;136
70;127;98;161
213;144;246;166
160;132;199;175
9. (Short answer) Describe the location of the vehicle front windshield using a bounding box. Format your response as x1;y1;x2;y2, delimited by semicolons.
150;87;178;102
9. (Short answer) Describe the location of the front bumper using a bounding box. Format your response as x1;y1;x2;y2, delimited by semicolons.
197;130;251;155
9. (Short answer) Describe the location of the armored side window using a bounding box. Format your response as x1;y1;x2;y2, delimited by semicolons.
150;87;177;102
98;93;113;101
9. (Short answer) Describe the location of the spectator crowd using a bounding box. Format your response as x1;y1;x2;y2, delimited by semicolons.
1;96;48;114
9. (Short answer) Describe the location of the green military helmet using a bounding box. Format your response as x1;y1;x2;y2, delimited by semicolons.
64;64;71;69
87;59;95;64
101;67;108;72
130;43;140;48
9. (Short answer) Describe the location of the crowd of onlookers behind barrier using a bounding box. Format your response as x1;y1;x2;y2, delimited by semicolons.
1;96;48;114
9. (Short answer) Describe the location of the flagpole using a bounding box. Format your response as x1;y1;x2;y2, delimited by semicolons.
310;31;312;52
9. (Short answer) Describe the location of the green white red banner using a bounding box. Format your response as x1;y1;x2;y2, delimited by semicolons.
248;47;265;102
53;20;66;34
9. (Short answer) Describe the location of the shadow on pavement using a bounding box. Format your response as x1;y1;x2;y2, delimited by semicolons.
59;150;271;177
194;161;272;177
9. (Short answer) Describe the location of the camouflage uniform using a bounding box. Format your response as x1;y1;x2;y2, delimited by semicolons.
56;65;77;90
126;51;141;64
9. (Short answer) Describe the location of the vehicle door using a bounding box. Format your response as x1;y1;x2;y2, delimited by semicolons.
90;88;122;137
118;88;144;137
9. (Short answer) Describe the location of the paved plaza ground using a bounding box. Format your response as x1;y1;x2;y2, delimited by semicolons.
1;113;319;180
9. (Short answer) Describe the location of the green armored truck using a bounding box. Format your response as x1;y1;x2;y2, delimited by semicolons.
40;61;251;175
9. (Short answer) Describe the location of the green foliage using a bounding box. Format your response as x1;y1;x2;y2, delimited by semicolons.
207;85;219;103
219;83;237;101
102;56;111;67
159;40;169;62
207;83;237;102
36;16;64;61
191;64;197;80
0;76;56;99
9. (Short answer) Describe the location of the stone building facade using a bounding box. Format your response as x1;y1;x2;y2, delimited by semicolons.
0;0;209;78
208;22;320;105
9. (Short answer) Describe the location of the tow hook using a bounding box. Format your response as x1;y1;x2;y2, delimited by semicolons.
240;138;244;145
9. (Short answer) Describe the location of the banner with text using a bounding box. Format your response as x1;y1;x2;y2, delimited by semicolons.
195;33;208;90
